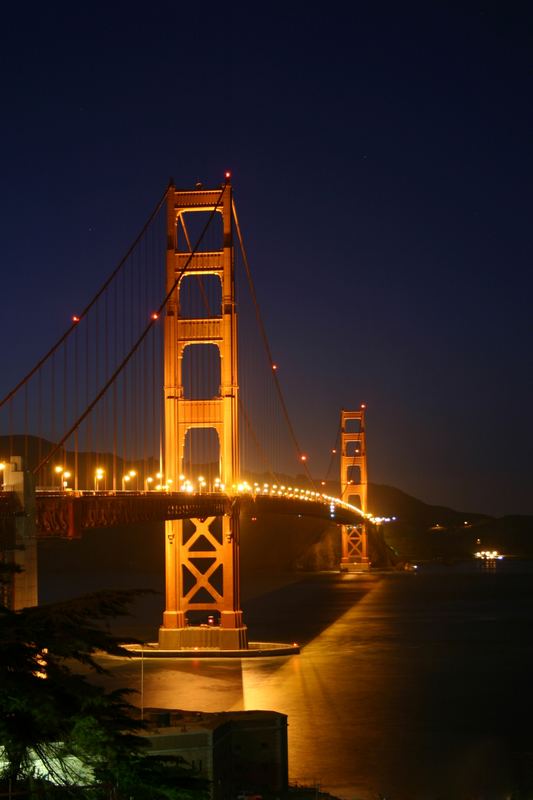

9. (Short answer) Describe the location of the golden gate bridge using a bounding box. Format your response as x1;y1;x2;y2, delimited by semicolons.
0;175;383;652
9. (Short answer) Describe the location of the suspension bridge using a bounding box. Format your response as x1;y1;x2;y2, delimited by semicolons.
0;175;381;651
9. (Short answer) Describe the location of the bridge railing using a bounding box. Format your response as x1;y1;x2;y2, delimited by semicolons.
1;482;369;540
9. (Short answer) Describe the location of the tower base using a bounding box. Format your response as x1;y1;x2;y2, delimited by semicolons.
158;625;248;651
340;558;370;573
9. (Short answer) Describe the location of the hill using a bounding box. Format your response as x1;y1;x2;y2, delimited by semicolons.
367;483;533;561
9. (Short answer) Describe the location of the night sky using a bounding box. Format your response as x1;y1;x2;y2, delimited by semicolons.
1;3;531;516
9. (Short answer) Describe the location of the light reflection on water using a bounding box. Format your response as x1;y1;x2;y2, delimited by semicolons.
54;562;533;800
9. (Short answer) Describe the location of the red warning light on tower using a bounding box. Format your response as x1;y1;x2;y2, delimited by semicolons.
224;171;231;180
300;454;307;462
72;315;80;323
151;312;159;320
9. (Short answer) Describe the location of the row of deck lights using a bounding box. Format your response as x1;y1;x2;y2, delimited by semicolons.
4;460;393;526
232;482;395;524
233;481;365;517
50;465;226;494
45;466;393;524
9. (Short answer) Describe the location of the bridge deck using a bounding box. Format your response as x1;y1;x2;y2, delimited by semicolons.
0;491;364;539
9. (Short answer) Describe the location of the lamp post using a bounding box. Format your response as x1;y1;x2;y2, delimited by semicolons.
145;476;154;491
95;468;105;491
0;461;5;490
128;469;137;489
122;474;131;491
63;471;72;490
54;465;64;489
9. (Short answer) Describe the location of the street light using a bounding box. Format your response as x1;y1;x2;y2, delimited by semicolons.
0;461;5;490
198;476;206;494
128;469;137;489
63;471;72;490
145;476;154;491
54;465;64;489
122;474;131;490
95;468;105;491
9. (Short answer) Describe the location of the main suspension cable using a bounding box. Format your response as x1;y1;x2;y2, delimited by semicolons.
0;184;170;411
323;419;341;486
33;181;228;475
232;198;316;489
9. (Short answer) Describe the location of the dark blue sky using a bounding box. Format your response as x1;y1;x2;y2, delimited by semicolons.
1;2;531;515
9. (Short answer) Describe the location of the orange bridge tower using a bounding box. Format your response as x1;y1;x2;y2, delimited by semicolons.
159;179;247;650
340;406;370;572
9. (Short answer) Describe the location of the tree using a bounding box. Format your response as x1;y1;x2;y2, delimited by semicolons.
0;589;206;799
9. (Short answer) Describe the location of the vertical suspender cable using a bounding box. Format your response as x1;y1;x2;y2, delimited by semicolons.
32;182;227;477
232;199;316;490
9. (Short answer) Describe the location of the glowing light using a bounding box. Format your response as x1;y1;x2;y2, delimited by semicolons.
300;454;307;462
151;312;159;320
332;449;337;454
54;466;64;475
72;315;80;323
95;468;105;491
224;170;231;180
475;550;504;561
272;364;277;370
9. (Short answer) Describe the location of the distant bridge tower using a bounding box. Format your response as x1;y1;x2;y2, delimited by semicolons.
340;406;370;571
159;178;247;650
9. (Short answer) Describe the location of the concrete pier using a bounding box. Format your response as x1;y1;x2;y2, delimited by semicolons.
2;457;38;609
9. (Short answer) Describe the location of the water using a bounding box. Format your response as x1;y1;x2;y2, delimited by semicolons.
41;560;533;799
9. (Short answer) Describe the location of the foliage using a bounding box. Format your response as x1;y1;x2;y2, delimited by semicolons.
0;590;206;799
